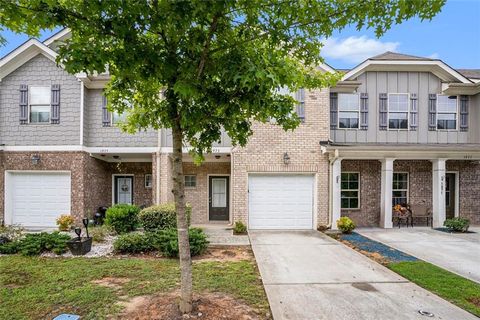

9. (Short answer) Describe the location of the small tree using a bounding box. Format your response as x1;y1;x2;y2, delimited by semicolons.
0;0;444;312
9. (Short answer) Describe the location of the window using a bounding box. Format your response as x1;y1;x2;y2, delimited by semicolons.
112;111;127;124
341;172;359;209
145;174;152;188
185;175;197;188
392;173;408;205
29;86;50;123
338;93;359;128
388;94;409;129
437;95;457;130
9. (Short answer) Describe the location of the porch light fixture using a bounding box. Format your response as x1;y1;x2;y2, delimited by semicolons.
283;152;290;165
215;155;221;159
31;154;40;165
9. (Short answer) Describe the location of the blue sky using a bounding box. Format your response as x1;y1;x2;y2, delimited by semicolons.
1;0;479;69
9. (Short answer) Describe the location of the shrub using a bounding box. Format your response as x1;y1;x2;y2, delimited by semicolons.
105;204;140;234
444;217;470;232
0;225;25;243
337;216;356;234
155;228;208;258
0;241;20;254
233;221;247;234
56;214;75;231
138;203;191;232
114;232;152;253
90;225;115;243
19;232;71;256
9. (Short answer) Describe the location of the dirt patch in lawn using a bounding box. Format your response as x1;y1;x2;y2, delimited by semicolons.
114;291;266;320
194;246;253;262
92;277;131;290
468;297;480;308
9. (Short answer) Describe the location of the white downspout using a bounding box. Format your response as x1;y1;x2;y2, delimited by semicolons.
79;80;84;146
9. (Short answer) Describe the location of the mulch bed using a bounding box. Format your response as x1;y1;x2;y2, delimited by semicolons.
434;227;476;234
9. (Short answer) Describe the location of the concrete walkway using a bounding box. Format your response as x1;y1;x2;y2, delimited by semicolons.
358;227;480;283
194;224;250;246
250;231;477;320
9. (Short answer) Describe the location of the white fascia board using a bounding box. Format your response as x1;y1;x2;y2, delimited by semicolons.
325;147;480;160
160;146;232;154
85;147;157;153
1;145;83;152
0;145;157;153
342;60;472;84
0;39;60;81
43;28;71;46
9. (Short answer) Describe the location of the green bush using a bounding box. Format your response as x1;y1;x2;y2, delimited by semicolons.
444;217;470;232
233;221;247;234
104;204;140;234
114;232;152;253
0;241;20;254
90;225;115;243
138;203;191;232
337;216;356;234
155;228;208;257
19;232;71;256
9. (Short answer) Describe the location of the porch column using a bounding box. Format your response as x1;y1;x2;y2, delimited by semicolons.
330;158;342;230
432;159;447;228
380;158;394;228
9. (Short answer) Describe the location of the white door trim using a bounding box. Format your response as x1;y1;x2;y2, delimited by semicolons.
111;174;134;205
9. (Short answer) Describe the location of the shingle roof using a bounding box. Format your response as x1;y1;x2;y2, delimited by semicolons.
369;51;434;61
456;69;480;79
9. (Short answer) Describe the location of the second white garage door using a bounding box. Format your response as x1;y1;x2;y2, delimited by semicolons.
248;174;314;229
6;171;71;229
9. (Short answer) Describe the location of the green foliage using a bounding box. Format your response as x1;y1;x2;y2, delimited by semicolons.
337;216;356;234
0;225;25;243
90;225;115;243
138;203;191;232
444;217;470;232
18;232;71;256
0;241;20;254
233;221;247;234
56;214;75;231
113;232;152;254
104;204;140;234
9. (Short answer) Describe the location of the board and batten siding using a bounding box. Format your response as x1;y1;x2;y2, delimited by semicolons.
331;71;477;144
84;89;158;147
0;54;80;145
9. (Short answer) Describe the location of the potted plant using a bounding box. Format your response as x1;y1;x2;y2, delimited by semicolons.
67;218;93;255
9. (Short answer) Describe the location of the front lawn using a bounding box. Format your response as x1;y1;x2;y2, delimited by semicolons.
389;261;480;317
0;254;270;319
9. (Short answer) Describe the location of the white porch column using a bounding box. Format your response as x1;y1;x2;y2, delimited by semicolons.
380;158;394;228
432;159;447;228
330;158;342;230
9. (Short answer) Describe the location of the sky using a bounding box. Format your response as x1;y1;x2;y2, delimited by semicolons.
1;0;479;70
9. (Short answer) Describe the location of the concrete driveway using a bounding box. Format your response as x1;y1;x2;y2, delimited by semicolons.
358;227;480;283
250;231;477;320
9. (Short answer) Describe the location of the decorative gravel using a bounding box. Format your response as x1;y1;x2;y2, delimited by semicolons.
41;235;116;258
340;232;418;263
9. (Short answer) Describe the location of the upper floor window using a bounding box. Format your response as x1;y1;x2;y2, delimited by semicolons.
392;172;408;206
437;95;457;130
338;93;359;129
388;94;409;129
29;86;50;123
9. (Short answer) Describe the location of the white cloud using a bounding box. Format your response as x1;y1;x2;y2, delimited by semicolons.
322;36;400;64
427;53;440;59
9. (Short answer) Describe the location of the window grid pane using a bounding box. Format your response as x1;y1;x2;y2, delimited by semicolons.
437;95;457;130
341;172;360;209
185;175;196;187
388;94;409;129
392;173;408;205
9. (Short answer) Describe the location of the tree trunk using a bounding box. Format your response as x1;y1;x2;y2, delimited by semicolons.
171;117;193;313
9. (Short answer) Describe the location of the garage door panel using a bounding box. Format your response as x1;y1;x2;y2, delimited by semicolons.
8;172;71;228
249;174;314;230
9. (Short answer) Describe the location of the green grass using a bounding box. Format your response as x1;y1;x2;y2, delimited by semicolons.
388;261;480;317
0;256;269;320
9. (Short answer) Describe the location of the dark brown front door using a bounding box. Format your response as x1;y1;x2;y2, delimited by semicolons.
209;176;229;221
445;173;456;219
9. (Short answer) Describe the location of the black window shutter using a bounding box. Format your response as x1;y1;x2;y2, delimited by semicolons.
19;85;28;124
102;94;111;127
330;92;338;129
51;84;60;124
459;95;469;132
428;94;437;131
360;93;368;130
379;93;388;130
410;93;418;131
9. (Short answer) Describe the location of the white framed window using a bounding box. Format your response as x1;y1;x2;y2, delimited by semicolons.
388;93;409;129
29;86;51;123
392;172;409;205
341;172;360;209
437;95;458;130
185;175;197;188
145;174;152;188
338;93;360;129
112;111;127;124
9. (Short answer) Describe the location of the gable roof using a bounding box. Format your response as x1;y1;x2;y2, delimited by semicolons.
0;39;60;81
457;69;480;79
342;51;472;84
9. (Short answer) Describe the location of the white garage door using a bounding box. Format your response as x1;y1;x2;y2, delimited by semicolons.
6;172;71;228
249;174;314;229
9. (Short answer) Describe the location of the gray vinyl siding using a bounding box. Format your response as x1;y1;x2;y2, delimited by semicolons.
84;89;158;147
0;54;80;145
470;94;480;142
161;128;232;147
331;71;475;144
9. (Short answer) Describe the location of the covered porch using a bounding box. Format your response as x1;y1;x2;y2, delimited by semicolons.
326;144;480;229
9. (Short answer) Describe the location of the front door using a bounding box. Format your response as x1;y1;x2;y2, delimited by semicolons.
209;176;229;221
114;176;133;204
445;173;456;219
